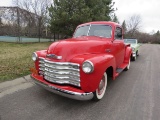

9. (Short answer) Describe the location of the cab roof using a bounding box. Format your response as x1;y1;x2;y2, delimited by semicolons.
78;21;121;27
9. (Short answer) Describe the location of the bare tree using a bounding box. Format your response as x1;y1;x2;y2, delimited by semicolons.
12;0;51;38
0;7;21;36
126;15;142;37
12;0;51;16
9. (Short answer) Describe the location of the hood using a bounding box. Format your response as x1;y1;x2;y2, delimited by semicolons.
130;44;137;48
47;36;110;61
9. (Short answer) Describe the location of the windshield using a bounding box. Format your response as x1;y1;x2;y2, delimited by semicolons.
73;24;112;38
124;39;137;44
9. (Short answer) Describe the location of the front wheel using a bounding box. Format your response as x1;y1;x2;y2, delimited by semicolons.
93;72;107;101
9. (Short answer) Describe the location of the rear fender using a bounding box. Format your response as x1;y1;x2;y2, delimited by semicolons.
124;46;132;63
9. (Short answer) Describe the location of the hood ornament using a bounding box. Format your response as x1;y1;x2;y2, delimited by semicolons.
46;54;62;60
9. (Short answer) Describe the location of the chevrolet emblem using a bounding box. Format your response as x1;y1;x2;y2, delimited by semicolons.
46;54;62;60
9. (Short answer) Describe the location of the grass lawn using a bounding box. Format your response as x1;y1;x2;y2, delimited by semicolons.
0;42;52;82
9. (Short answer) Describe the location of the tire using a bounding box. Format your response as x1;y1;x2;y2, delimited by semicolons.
124;58;130;71
93;72;107;101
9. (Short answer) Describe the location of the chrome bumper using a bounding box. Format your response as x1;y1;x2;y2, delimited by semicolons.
30;75;93;101
132;52;136;57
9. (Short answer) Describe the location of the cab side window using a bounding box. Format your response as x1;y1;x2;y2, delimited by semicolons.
115;27;122;40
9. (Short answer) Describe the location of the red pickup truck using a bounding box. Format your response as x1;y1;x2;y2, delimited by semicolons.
30;21;132;101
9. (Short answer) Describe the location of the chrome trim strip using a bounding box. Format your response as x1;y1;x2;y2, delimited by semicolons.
44;76;80;87
39;57;79;67
87;24;91;36
44;59;80;67
44;63;80;71
44;72;80;81
31;75;93;101
44;70;80;77
44;67;79;76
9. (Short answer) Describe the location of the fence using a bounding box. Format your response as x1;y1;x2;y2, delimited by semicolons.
0;36;56;43
0;6;58;43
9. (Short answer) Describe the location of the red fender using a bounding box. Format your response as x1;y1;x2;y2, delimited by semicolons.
71;54;116;92
124;46;132;63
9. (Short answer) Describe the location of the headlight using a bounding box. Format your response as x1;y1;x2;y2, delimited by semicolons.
82;60;94;73
32;52;38;61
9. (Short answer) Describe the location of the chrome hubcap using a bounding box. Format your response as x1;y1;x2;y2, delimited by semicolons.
98;76;105;95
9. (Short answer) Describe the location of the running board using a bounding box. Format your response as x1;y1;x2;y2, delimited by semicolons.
115;63;128;77
116;68;123;73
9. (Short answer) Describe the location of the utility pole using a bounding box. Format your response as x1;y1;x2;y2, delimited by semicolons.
17;7;20;43
38;16;41;42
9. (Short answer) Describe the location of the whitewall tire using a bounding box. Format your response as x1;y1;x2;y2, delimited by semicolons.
93;72;107;101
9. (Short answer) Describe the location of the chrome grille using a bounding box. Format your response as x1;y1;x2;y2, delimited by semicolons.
39;58;80;87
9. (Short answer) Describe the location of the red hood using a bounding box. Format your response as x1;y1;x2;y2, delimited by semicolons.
47;36;111;61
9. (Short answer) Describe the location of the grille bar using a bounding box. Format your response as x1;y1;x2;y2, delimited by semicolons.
44;66;80;77
39;58;80;87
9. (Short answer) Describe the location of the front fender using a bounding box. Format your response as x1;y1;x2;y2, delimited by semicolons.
71;54;116;92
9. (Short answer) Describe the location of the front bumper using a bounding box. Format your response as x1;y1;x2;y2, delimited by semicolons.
30;75;93;101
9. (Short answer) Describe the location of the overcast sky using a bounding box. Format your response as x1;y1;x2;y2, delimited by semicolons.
113;0;160;33
0;0;12;6
0;0;160;33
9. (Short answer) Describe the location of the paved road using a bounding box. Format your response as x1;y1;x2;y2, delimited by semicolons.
0;44;160;120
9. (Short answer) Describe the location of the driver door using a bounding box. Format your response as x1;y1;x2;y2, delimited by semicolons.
112;27;125;67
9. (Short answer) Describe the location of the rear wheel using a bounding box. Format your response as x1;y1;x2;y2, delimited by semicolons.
93;72;107;101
